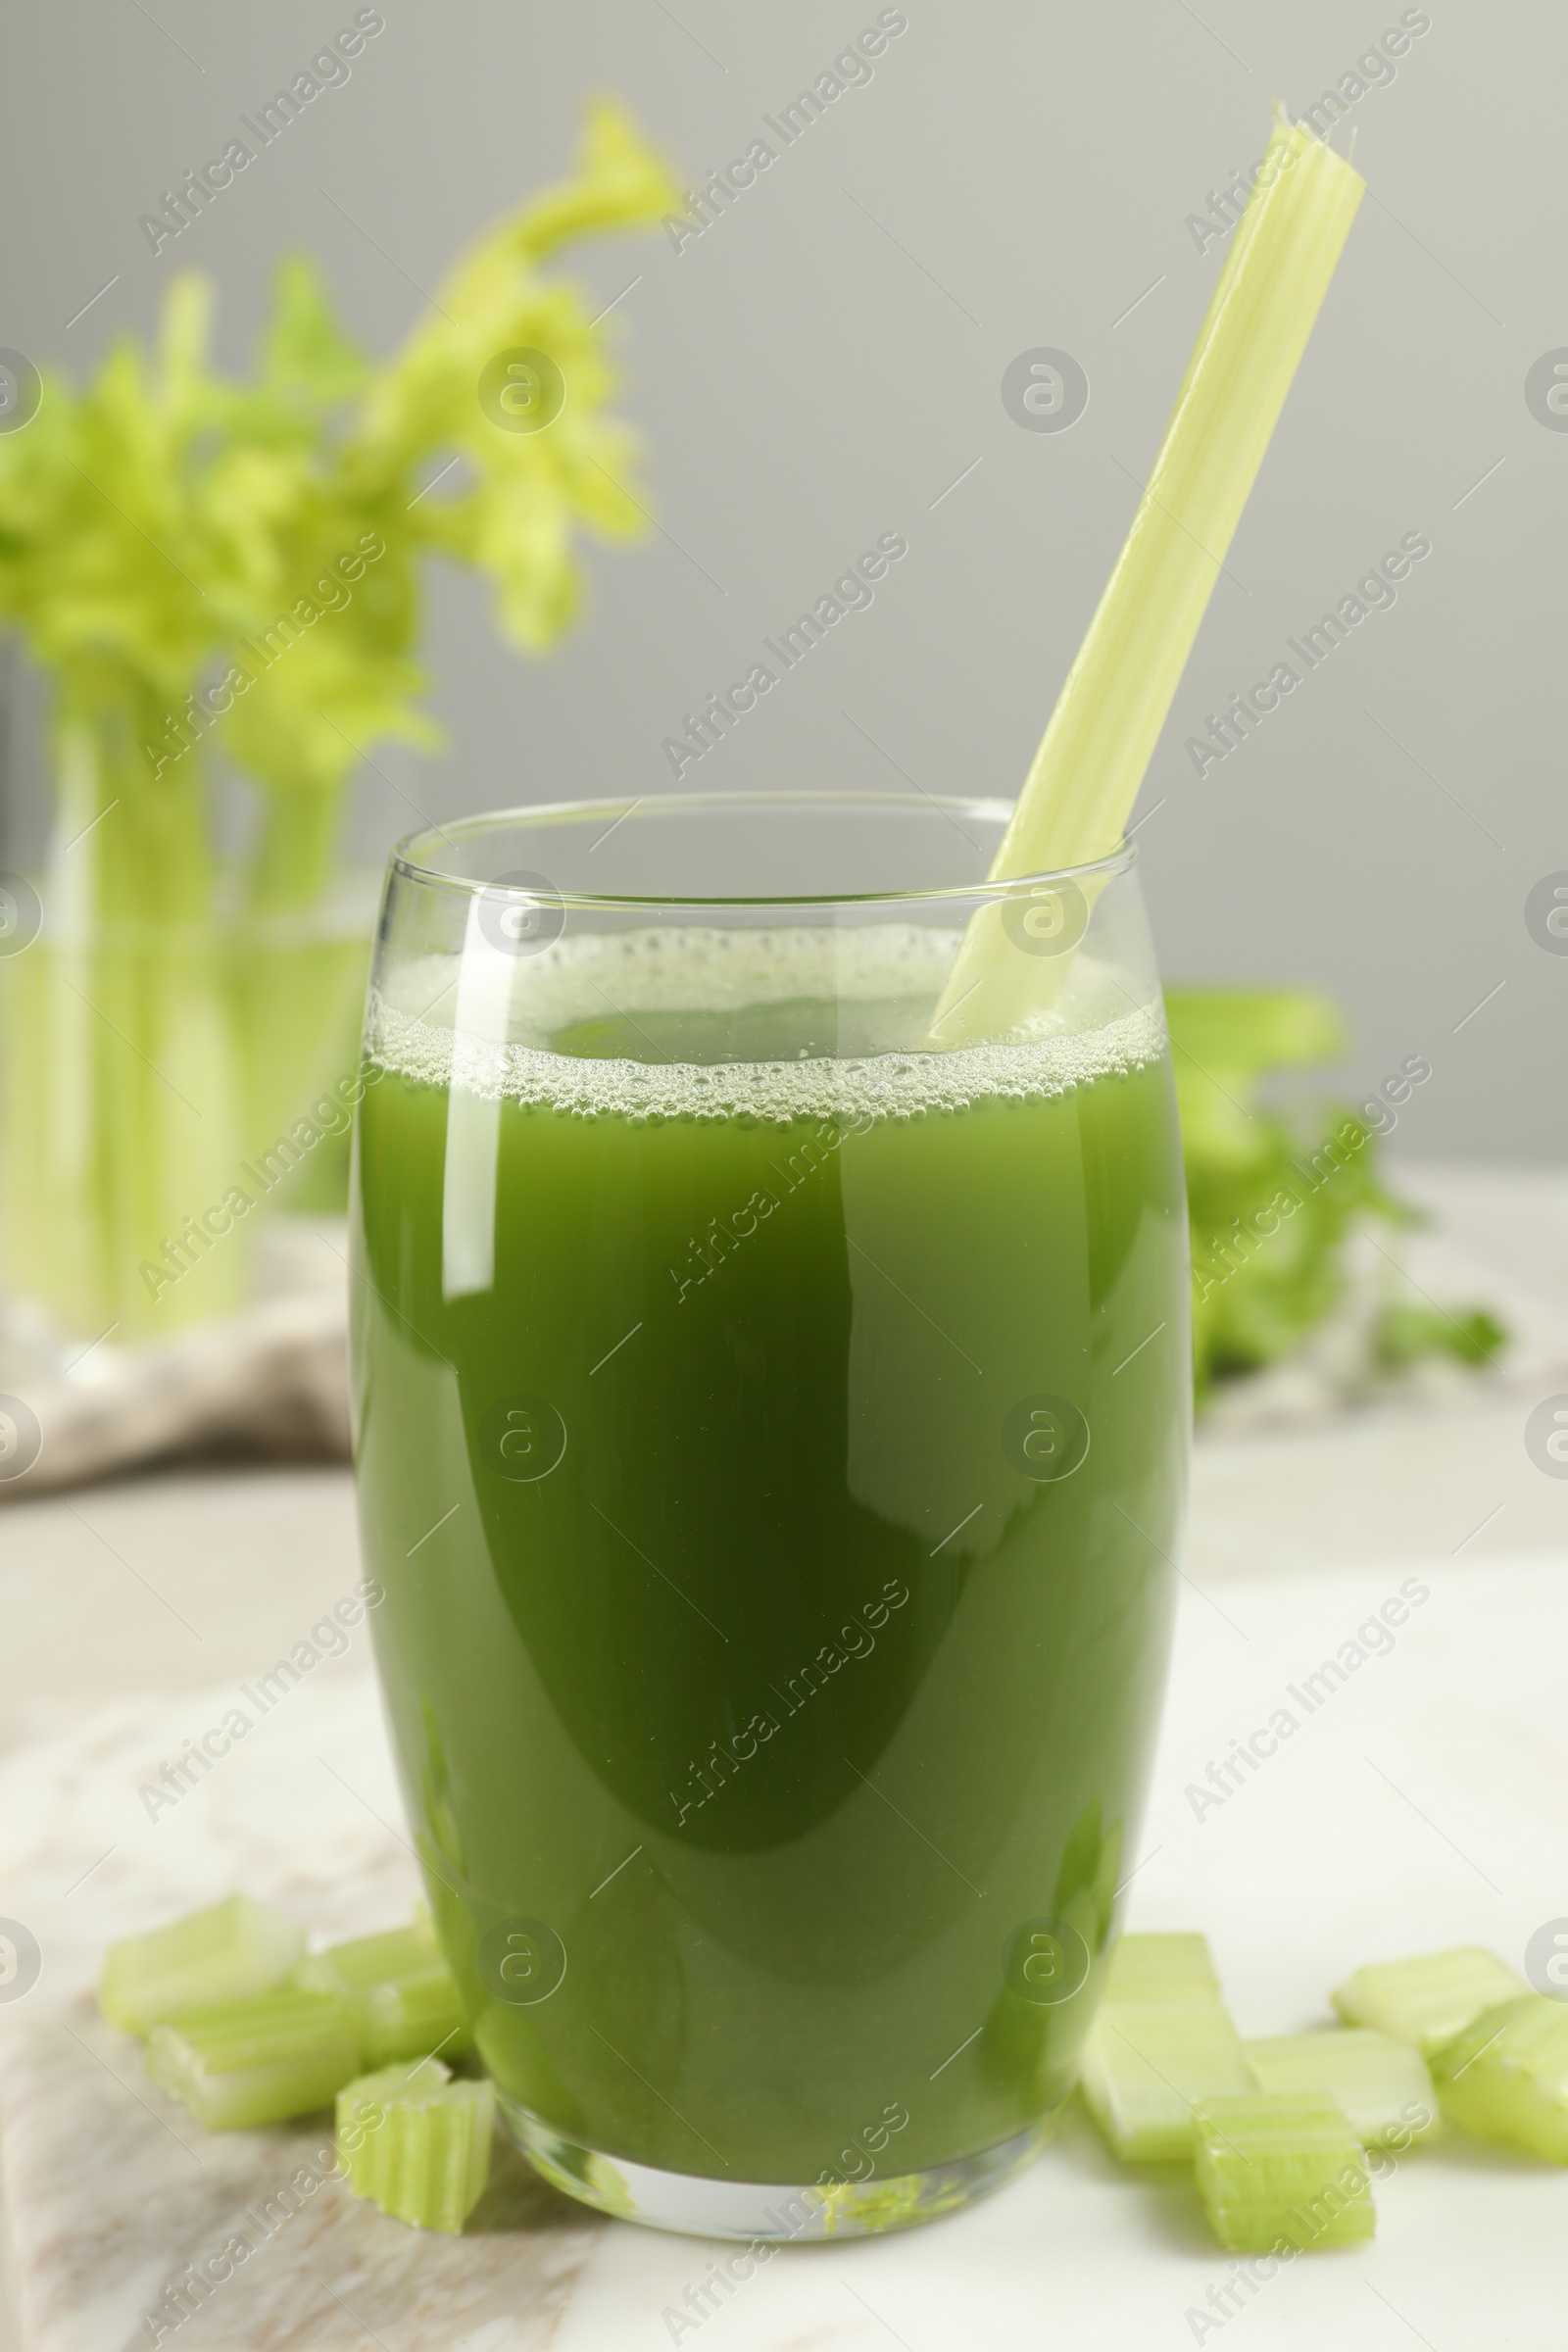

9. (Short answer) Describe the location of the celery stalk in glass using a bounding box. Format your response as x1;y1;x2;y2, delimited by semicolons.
929;118;1363;1045
0;103;680;1342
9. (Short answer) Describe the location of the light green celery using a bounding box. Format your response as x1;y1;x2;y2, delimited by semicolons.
1103;1934;1220;2005
1080;2002;1255;2160
146;1988;361;2129
0;103;680;1345
297;1912;470;2066
1;706;251;1339
1332;1947;1526;2054
232;890;374;1166
928;117;1364;1046
1194;2094;1374;2250
1429;1996;1568;2161
101;1894;303;2034
338;2057;451;2202
337;2060;495;2232
1244;2031;1440;2146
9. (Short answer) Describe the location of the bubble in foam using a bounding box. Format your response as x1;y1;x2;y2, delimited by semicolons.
367;925;1167;1126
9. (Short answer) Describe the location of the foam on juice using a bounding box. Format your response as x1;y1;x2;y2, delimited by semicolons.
367;924;1166;1127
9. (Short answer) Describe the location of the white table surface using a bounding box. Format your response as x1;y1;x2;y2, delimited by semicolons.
2;1163;1565;2350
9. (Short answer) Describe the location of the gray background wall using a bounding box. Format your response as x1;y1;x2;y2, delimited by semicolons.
3;0;1562;1156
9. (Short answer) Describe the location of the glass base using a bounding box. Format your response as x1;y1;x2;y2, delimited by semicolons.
501;2096;1049;2239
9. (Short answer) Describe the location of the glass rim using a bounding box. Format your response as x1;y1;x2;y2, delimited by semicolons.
390;792;1138;910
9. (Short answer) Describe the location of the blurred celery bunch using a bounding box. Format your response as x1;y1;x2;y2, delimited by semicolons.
0;101;677;1342
1168;987;1503;1408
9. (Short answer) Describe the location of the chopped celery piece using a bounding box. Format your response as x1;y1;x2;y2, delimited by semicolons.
1104;1934;1220;2006
1332;1947;1526;2053
1245;2031;1440;2146
1080;2002;1255;2160
1241;2032;1439;2154
146;1988;361;2129
297;1913;469;2066
338;2058;451;2203
1194;2094;1374;2250
338;2059;495;2232
1430;1996;1568;2161
101;1895;304;2035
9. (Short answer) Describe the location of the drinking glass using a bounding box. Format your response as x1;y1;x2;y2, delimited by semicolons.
350;792;1189;2238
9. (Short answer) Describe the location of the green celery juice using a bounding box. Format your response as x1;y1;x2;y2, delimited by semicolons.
351;920;1188;2189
